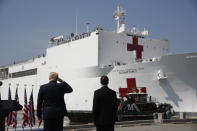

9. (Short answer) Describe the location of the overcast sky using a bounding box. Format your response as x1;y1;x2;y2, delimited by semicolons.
0;0;197;66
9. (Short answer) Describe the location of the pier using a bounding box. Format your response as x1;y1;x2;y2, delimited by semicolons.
7;118;197;131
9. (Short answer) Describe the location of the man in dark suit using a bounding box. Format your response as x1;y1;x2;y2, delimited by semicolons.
93;75;118;131
37;72;73;131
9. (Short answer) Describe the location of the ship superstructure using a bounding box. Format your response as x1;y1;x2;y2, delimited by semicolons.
0;6;197;116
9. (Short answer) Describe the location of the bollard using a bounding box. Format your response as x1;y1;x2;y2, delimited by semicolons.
158;113;164;123
153;113;158;119
179;112;186;119
154;113;163;123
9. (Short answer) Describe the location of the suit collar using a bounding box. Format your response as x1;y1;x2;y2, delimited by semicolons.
49;80;57;83
101;85;108;89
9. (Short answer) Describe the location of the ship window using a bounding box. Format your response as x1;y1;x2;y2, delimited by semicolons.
11;68;37;78
0;68;8;80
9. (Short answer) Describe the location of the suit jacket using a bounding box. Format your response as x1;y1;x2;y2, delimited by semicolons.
93;86;118;125
37;81;73;120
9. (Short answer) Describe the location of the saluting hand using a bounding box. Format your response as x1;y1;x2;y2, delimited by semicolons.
57;78;64;83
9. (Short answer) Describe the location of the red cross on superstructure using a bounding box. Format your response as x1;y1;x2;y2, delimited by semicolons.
127;36;144;59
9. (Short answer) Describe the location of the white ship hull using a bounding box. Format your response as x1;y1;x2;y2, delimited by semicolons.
64;52;197;113
1;52;197;113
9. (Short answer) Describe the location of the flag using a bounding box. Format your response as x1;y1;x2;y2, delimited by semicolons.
120;20;125;25
29;89;36;127
114;15;119;20
22;88;29;128
12;87;19;128
6;87;13;127
38;119;42;128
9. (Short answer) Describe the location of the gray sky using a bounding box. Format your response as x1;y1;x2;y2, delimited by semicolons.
0;0;197;66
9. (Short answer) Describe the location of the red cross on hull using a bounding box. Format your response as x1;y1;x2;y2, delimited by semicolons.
119;78;147;97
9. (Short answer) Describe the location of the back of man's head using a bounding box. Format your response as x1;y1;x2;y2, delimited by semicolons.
100;75;109;86
49;72;58;81
0;81;2;86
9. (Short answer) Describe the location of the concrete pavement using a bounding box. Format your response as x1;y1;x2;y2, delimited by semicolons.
106;124;197;131
8;119;197;131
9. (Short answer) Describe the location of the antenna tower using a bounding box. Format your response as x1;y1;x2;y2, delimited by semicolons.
113;5;126;33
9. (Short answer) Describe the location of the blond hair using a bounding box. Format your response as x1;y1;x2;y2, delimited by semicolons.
49;72;58;81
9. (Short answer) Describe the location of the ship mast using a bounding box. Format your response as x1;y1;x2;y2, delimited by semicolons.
113;5;126;33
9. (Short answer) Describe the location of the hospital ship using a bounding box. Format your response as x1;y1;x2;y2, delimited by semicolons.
0;6;197;118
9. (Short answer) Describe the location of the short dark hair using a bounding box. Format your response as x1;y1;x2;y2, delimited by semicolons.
0;81;2;86
100;75;109;85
